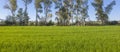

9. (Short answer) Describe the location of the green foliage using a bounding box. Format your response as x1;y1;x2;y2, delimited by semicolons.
10;0;17;12
74;0;89;26
54;0;73;26
105;0;116;14
5;16;15;25
22;0;32;26
4;0;17;25
4;0;17;13
43;0;52;24
46;20;54;26
16;8;24;26
92;0;116;25
35;0;42;9
3;0;116;26
23;12;29;25
0;26;120;52
107;21;119;25
35;0;43;26
22;0;32;5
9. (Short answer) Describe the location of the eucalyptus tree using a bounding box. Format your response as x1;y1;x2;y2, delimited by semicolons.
63;0;75;25
54;0;88;26
22;0;32;25
17;8;24;26
92;0;106;25
43;0;52;25
53;0;71;26
80;0;89;26
74;0;83;25
59;6;69;26
105;0;116;14
53;0;63;25
4;0;17;25
69;0;75;24
35;0;43;26
92;0;116;25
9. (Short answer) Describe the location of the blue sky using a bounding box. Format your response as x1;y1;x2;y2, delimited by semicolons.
0;0;120;21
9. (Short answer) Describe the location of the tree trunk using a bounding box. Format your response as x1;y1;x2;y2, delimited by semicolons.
45;7;48;25
11;11;16;25
35;9;38;26
24;3;28;26
101;20;105;25
82;18;86;26
71;15;74;25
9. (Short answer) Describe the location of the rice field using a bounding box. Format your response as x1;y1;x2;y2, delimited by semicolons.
0;26;120;52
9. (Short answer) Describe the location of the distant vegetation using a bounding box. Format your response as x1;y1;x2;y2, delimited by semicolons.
0;0;117;26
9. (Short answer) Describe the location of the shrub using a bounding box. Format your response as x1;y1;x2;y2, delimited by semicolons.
108;21;118;25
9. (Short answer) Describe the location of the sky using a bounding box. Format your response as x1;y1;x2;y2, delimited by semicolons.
0;0;120;21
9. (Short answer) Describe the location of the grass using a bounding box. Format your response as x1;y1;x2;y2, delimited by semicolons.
0;26;120;52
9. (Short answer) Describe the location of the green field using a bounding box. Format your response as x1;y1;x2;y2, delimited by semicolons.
0;26;120;52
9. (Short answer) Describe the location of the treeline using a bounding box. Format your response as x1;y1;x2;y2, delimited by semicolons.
0;0;118;26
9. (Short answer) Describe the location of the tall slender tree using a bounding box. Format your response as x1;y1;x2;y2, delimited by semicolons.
92;0;106;25
75;0;89;26
53;0;71;26
17;8;24;26
53;0;63;25
62;0;73;25
105;0;116;14
92;0;116;25
59;6;69;26
35;0;43;26
22;0;32;25
69;0;75;24
80;0;89;26
4;0;17;25
42;0;52;25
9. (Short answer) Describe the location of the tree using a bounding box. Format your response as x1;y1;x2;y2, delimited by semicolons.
53;0;71;26
63;0;75;25
105;0;116;14
74;0;89;26
69;0;75;24
22;0;32;25
59;6;69;26
35;0;43;26
17;8;24;26
75;0;83;25
80;0;89;26
4;0;17;25
92;0;116;25
43;0;52;25
53;0;62;25
92;0;106;25
5;15;14;25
